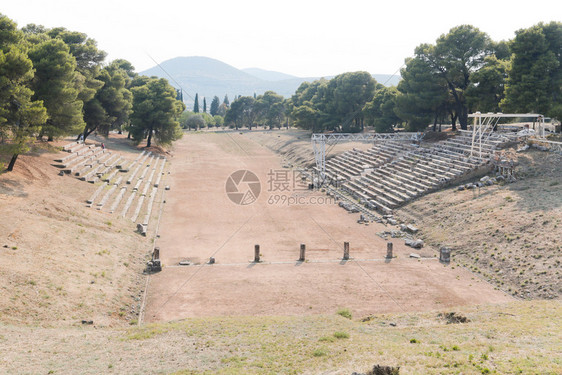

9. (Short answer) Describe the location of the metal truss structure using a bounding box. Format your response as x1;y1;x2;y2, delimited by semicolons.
468;112;545;158
311;132;423;179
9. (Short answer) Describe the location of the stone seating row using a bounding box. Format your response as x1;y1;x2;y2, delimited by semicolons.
94;155;162;215
83;154;167;236
62;147;105;174
324;141;417;182
337;133;506;213
55;144;95;164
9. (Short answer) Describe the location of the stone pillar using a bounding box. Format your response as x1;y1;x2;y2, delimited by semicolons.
343;242;350;260
440;247;451;263
386;242;393;259
254;244;260;263
299;243;306;262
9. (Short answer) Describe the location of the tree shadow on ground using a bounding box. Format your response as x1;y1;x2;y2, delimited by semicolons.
509;181;562;213
507;150;562;213
0;178;28;197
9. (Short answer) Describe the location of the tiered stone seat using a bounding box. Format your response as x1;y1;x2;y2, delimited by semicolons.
133;178;143;192
130;195;145;222
325;160;354;180
406;158;456;179
86;182;107;207
109;187;127;213
357;178;406;206
126;152;152;184
343;152;371;168
154;159;166;187
121;191;136;218
324;141;418;186
74;148;106;175
336;157;363;175
118;150;146;172
61;147;102;173
65;142;86;153
363;173;415;200
62;141;80;151
103;168;120;183
81;163;104;182
96;184;118;210
334;133;508;213
58;143;166;236
374;168;428;192
55;144;92;165
142;187;158;226
342;180;371;202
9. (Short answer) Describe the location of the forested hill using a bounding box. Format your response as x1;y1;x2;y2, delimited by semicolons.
140;56;400;101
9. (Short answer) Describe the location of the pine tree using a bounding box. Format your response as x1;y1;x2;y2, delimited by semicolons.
27;38;84;139
223;94;230;107
193;93;200;113
130;77;185;147
0;14;48;171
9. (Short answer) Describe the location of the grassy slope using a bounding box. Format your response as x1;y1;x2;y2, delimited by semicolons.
399;148;562;300
0;300;560;374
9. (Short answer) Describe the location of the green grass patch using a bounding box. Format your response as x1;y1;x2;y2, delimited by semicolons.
333;331;349;339
336;308;352;320
121;301;561;374
312;348;327;357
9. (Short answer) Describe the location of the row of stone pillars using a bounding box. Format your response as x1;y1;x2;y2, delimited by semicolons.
253;241;396;262
216;243;451;264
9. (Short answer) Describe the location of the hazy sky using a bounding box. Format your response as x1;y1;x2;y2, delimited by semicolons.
3;0;561;77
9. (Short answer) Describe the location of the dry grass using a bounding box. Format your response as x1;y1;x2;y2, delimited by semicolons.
0;300;560;374
399;148;562;300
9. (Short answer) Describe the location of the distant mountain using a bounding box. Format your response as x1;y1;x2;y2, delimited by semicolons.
241;67;297;81
140;56;401;109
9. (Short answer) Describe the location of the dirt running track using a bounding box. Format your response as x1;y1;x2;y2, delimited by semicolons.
144;132;512;322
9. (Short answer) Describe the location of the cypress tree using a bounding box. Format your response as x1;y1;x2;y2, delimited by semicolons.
193;93;200;113
203;97;207;113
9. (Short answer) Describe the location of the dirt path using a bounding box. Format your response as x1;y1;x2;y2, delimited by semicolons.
144;132;512;322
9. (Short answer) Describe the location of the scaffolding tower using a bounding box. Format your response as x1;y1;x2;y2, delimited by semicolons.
468;112;545;158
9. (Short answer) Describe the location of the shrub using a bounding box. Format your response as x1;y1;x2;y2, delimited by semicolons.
336;308;352;320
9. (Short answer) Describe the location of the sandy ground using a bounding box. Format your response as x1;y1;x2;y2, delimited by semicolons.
144;132;512;322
